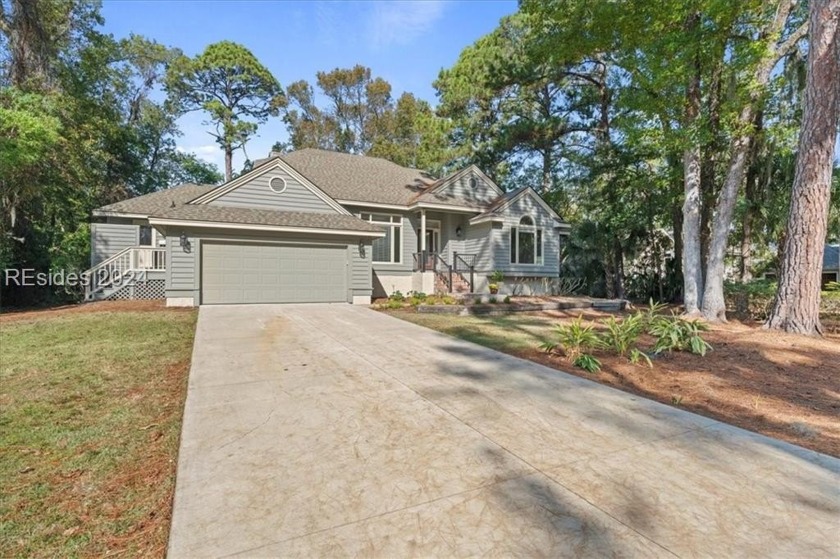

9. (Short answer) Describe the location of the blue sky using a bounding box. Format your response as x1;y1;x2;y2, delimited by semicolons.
101;0;518;172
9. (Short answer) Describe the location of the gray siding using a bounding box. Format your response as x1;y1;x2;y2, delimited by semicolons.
344;205;416;274
462;222;494;272
91;221;138;266
350;242;372;291
163;227;371;303
209;165;337;213
492;193;561;277
424;169;499;207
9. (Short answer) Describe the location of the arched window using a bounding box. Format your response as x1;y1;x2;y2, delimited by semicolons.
510;216;543;265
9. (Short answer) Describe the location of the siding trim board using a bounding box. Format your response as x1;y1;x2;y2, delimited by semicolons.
148;218;385;238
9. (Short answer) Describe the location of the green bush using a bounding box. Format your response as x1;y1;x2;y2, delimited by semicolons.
389;290;405;302
540;316;601;360
490;270;505;283
385;299;404;309
503;295;512;304
573;354;601;373
488;296;497;304
724;279;776;320
649;317;712;356
598;314;644;356
825;281;840;292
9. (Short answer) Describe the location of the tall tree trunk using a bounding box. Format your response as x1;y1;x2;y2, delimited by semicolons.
541;150;552;194
766;0;840;335
701;0;808;321
682;23;704;315
224;145;233;182
614;237;625;300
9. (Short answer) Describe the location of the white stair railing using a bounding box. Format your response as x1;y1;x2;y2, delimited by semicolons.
83;247;166;300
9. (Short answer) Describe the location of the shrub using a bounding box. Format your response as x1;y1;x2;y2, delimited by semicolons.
649;317;712;356
825;281;840;292
540;316;602;360
503;295;512;304
573;354;601;373
385;299;404;309
724;279;776;320
640;298;669;329
488;296;497;304
389;290;405;302
598;314;644;356
490;270;505;283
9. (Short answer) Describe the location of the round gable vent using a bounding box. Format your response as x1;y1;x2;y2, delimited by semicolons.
469;177;478;189
269;176;287;194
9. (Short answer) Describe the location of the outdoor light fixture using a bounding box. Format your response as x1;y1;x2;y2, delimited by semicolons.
456;226;463;238
180;232;191;252
358;239;366;258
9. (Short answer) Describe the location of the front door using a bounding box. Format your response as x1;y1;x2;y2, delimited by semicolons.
418;228;440;254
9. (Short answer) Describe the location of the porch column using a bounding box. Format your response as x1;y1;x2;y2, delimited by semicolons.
420;209;427;252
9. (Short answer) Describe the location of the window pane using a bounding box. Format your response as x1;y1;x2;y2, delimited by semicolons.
393;227;401;263
520;216;534;227
361;213;371;221
371;213;392;223
373;228;392;262
536;230;543;258
139;226;152;246
518;231;535;264
510;227;517;263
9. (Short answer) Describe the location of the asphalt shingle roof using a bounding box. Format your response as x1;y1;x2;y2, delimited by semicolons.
95;184;216;216
264;149;439;206
152;204;384;234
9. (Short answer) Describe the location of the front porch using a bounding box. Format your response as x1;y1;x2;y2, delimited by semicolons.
84;246;167;301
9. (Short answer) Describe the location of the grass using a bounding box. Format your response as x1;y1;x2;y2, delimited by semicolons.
389;311;556;355
0;307;197;558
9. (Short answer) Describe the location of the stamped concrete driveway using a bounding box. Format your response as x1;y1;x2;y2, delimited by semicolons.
168;304;839;558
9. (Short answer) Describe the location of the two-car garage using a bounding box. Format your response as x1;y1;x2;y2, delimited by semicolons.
200;242;348;304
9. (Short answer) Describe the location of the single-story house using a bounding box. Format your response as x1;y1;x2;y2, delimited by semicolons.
87;148;571;306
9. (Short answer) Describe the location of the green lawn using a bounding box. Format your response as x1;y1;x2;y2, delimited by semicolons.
386;310;558;354
0;307;197;558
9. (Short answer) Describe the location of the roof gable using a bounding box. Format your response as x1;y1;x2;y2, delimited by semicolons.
189;159;350;215
471;187;565;225
413;165;504;209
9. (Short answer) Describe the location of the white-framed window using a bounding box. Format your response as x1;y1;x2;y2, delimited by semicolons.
510;216;543;265
360;212;402;264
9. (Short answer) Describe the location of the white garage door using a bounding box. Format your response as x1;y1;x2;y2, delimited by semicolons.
201;242;347;304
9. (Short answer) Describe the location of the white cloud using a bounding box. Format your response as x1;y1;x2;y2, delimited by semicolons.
367;1;447;49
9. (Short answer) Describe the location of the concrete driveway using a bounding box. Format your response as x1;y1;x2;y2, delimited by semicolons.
169;304;839;558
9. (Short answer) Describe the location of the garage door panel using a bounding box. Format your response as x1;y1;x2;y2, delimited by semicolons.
201;242;347;304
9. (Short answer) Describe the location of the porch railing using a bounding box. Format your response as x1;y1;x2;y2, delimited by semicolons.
83;246;166;300
412;251;476;293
